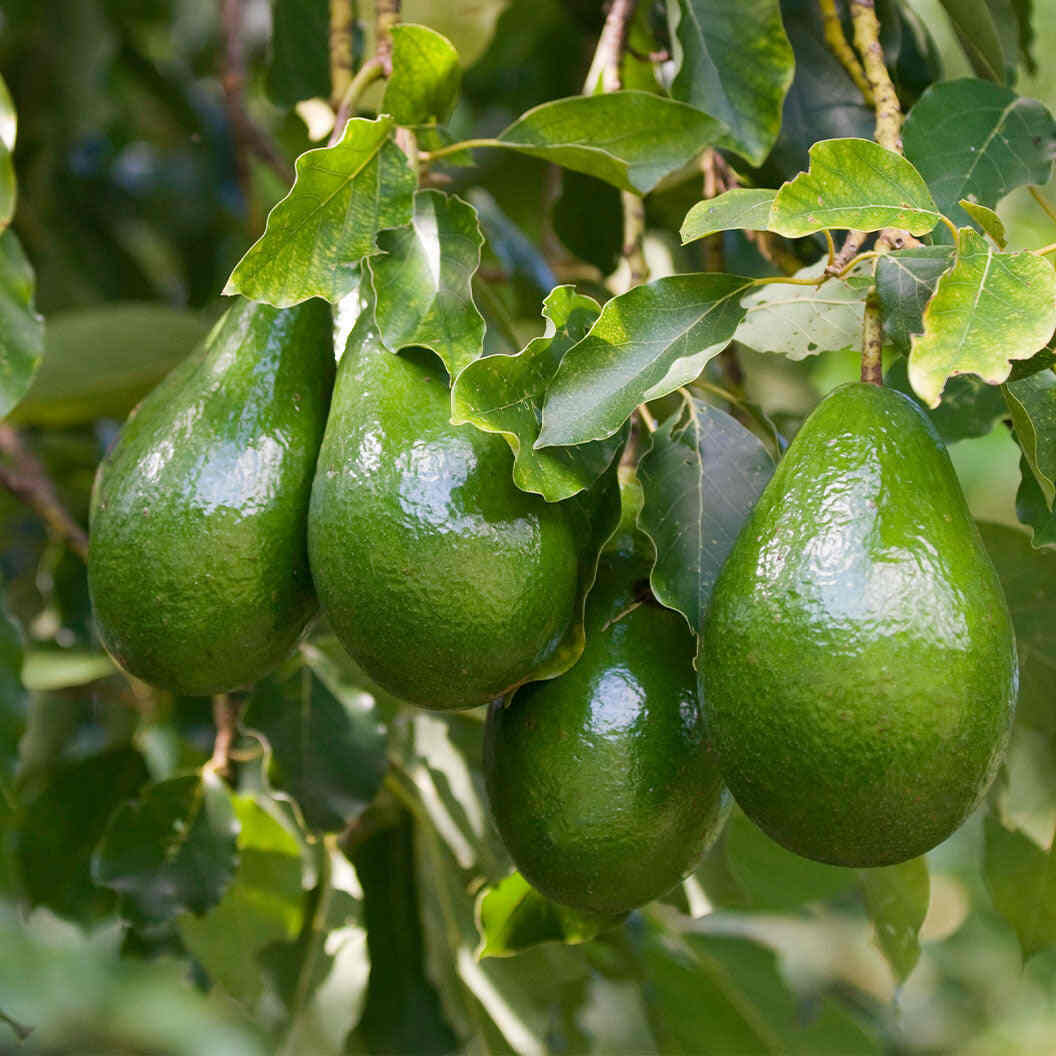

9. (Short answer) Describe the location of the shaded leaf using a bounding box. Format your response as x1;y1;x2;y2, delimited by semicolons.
908;229;1056;407
0;596;25;813
496;91;725;194
367;189;485;379
1005;368;1056;508
224;116;416;307
1009;344;1056;382
960;199;1007;246
770;139;940;237
552;171;622;275
92;771;239;926
538;273;752;447
266;0;333;107
667;0;794;165
1016;456;1056;548
637;397;774;631
452;285;623;501
859;858;929;983
875;246;955;355
936;0;1005;81
680;188;777;244
382;24;461;127
0;230;44;420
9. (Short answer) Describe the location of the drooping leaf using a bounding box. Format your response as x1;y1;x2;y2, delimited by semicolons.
1005;368;1056;508
936;0;1005;81
859;858;930;984
874;246;955;355
495;91;725;194
960;199;1007;246
367;189;485;379
382;24;461;127
223;116;416;307
902;79;1056;232
735;259;869;361
538;273;752;447
0;230;44;420
1016;457;1056;549
908;230;1056;407
680;188;777;245
266;0;333;107
452;285;623;501
666;0;794;165
92;771;240;926
769;139;940;238
637;397;774;631
476;871;621;958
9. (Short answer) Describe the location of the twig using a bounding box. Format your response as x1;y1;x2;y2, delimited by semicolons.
329;0;358;107
0;425;89;560
851;0;901;153
860;290;884;385
328;55;384;146
827;230;868;275
209;693;242;778
375;0;401;74
583;0;638;95
621;190;649;286
817;0;874;104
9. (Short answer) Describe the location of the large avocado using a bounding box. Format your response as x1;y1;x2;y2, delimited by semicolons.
89;297;334;695
485;543;730;916
307;333;579;710
699;382;1017;867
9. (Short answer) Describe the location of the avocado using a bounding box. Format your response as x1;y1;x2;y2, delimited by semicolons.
89;297;334;695
307;330;579;710
699;382;1017;867
484;544;730;916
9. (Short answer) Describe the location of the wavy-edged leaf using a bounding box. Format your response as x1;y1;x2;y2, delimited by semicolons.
902;79;1056;233
666;0;794;165
1005;368;1056;508
0;230;44;420
496;91;725;194
382;24;461;126
875;246;955;355
367;189;485;379
680;188;776;245
452;286;622;501
960;199;1007;246
859;858;929;984
224;116;416;307
637;397;774;631
769;138;940;237
538;273;752;447
908;229;1056;407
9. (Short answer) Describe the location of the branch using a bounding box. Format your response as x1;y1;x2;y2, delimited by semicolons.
375;0;401;74
860;290;884;386
850;0;902;153
0;425;89;560
209;693;243;778
583;0;638;95
817;0;874;104
329;0;358;107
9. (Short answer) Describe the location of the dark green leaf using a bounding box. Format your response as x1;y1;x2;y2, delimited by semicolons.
0;230;44;420
0;595;24;812
1005;368;1056;508
859;858;929;983
874;246;955;355
637;397;774;631
552;171;622;275
92;772;239;926
496;91;725;194
266;0;333;107
936;0;1005;81
680;188;777;244
367;189;485;379
667;0;794;165
382;24;461;127
538;273;752;447
1009;345;1056;382
1016;457;1056;548
960;199;1007;246
224;116;416;307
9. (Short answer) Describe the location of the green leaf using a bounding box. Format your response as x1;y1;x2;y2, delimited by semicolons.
960;199;1007;246
902;79;1056;232
367;189;485;379
875;246;955;355
20;649;116;691
637;397;774;631
1010;344;1056;382
0;595;25;804
92;771;239;926
452;285;624;501
382;24;461;126
859;858;929;984
666;0;794;165
552;171;622;275
496;91;725;194
476;871;621;958
538;273;752;447
680;188;777;245
1005;368;1056;508
266;0;333;107
1016;456;1056;548
735;259;869;361
769;138;940;238
0;74;14;235
984;815;1056;959
0;230;44;420
908;230;1056;407
0;73;15;153
223;116;416;307
937;0;1006;81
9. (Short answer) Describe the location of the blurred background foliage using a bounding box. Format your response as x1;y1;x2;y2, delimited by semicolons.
2;1;1056;1054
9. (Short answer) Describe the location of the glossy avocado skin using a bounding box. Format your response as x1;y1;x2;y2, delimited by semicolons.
485;549;730;915
699;382;1017;867
89;297;334;695
308;336;579;711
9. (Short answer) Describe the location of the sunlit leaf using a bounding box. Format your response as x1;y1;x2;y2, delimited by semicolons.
680;188;777;245
960;199;1007;246
1005;368;1056;508
859;858;929;984
0;74;14;234
0;230;44;420
382;24;461;126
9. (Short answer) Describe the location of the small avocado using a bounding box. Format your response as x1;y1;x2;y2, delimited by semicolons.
699;382;1017;867
89;297;334;695
485;542;730;916
307;330;579;710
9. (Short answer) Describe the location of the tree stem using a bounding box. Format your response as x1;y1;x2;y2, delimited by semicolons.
860;291;884;385
583;0;638;95
328;0;358;107
818;0;875;104
850;0;902;153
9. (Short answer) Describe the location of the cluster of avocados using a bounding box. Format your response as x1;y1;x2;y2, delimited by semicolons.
89;298;1017;916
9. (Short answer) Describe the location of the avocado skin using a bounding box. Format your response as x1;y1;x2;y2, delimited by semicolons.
308;339;579;711
89;298;334;695
699;382;1017;867
485;550;729;915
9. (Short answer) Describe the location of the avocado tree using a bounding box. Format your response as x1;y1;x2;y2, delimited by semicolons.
2;0;1056;1052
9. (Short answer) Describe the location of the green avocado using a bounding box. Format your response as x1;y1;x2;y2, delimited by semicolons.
307;334;579;711
88;297;334;695
699;382;1017;867
485;545;730;916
